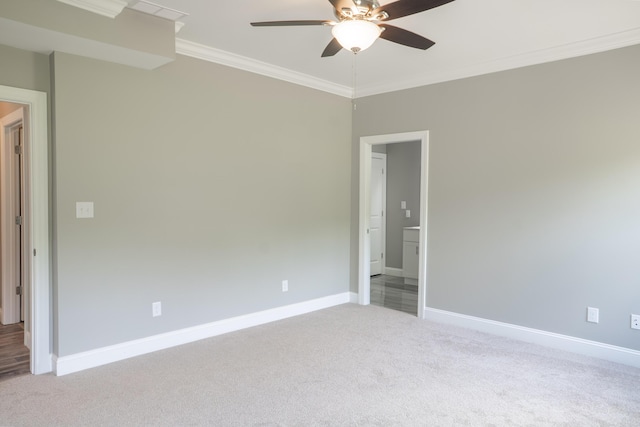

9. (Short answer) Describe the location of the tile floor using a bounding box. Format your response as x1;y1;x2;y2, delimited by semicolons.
370;274;418;316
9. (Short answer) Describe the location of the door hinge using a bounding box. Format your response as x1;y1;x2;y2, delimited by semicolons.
15;215;22;226
33;248;37;256
16;286;22;296
381;253;384;259
14;144;22;155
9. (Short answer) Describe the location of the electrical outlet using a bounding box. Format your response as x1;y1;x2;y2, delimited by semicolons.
282;280;289;292
76;202;94;218
631;314;640;330
152;301;162;317
587;307;599;324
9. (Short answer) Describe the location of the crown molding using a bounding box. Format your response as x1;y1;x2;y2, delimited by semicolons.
356;26;640;97
56;0;127;18
179;27;640;99
175;39;353;98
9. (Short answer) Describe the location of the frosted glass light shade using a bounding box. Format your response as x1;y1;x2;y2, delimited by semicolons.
331;20;382;53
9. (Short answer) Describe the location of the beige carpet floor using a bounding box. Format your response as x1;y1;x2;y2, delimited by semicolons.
1;304;639;426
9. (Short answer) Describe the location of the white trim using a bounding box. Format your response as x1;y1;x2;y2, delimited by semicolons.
357;27;640;97
0;85;51;375
173;27;640;99
424;307;640;369
175;39;352;99
24;329;32;349
54;292;353;376
359;132;429;318
384;267;403;277
56;0;127;18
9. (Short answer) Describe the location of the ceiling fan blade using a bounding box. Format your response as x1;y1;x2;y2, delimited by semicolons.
379;24;435;50
251;20;333;27
321;38;343;57
374;0;455;21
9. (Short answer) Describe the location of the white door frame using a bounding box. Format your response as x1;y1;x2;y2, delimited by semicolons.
358;131;429;318
370;152;386;276
0;85;51;374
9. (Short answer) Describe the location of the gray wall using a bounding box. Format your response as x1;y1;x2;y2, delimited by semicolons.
0;44;50;92
384;141;421;269
352;44;640;350
51;52;352;356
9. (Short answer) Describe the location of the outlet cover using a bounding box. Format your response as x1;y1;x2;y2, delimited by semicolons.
76;202;94;218
152;301;162;317
631;314;640;330
587;307;599;323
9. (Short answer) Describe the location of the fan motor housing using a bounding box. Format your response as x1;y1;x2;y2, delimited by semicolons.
335;0;381;20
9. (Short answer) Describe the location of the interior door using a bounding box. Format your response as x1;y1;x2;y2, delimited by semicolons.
370;153;386;276
12;125;24;321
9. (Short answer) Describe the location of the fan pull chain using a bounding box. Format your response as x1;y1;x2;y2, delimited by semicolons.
352;53;358;110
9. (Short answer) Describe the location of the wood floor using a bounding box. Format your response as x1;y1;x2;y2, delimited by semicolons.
370;274;418;316
0;323;30;382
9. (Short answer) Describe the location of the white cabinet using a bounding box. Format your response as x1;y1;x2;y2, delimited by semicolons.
402;227;419;284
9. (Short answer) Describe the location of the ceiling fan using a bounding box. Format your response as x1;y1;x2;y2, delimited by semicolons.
251;0;455;57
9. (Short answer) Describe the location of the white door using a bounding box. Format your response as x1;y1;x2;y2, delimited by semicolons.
370;153;386;276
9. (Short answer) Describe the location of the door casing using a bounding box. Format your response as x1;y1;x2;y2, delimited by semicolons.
358;131;429;318
0;85;51;374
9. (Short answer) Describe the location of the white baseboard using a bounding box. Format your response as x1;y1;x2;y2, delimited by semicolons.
384;267;403;277
54;292;353;376
423;307;640;369
24;329;31;350
348;292;359;303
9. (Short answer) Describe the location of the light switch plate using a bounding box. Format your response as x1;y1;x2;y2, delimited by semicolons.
76;202;94;219
401;201;406;209
405;209;411;218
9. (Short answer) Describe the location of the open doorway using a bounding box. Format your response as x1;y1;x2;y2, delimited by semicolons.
369;142;421;316
0;85;51;375
358;131;429;319
1;101;30;379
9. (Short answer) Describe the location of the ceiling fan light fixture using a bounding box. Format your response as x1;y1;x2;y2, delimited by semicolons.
331;20;381;53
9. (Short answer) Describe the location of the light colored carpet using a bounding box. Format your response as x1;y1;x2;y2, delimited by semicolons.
1;304;639;426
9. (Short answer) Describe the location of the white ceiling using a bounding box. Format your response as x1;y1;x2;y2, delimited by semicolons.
4;0;640;97
154;0;640;97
